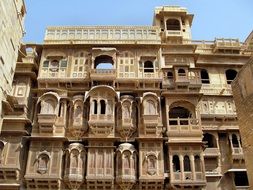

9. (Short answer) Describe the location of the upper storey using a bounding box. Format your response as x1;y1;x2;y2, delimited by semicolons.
44;6;193;45
44;26;161;45
153;6;193;42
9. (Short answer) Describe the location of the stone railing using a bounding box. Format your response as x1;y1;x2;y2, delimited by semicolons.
168;118;201;137
90;69;116;80
44;26;161;44
200;83;232;95
204;147;220;156
214;38;240;49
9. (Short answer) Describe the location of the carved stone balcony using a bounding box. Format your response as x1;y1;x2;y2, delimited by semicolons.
175;75;189;85
117;118;136;138
37;114;57;133
69;118;88;137
90;69;116;81
165;30;183;38
214;38;241;51
174;70;201;88
167;118;202;143
232;147;244;160
64;167;84;182
88;114;114;136
44;26;161;45
204;148;220;157
171;171;206;186
142;114;162;136
200;84;233;95
162;78;175;89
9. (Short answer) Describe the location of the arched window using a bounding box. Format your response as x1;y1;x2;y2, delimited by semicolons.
37;154;50;174
49;60;59;72
70;149;79;170
226;69;237;84
145;100;156;115
122;103;131;119
203;133;217;148
144;61;154;73
40;99;55;114
93;100;97;114
166;19;181;30
123;152;131;170
194;155;201;172
178;69;186;76
173;155;180;172
201;69;210;84
232;134;239;148
58;102;64;117
95;55;114;69
147;155;157;175
100;100;106;114
169;106;191;125
0;141;4;163
74;105;82;118
97;150;104;169
167;71;173;79
184;155;191;172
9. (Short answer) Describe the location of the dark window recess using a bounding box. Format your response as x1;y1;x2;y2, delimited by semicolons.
100;100;106;114
60;60;67;67
173;155;180;172
225;69;237;84
43;61;49;67
234;172;249;186
166;19;181;30
178;69;186;76
201;69;210;84
144;61;154;73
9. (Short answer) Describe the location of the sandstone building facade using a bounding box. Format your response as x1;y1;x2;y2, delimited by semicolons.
0;6;252;190
0;0;26;131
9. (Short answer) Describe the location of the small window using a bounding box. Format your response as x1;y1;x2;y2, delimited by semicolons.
37;153;50;174
173;155;180;172
60;60;67;67
166;19;181;30
178;69;186;76
232;134;239;148
93;100;97;114
194;155;201;172
184;155;191;172
100;100;106;114
144;61;154;73
167;71;173;79
226;69;237;84
43;60;49;67
201;69;210;84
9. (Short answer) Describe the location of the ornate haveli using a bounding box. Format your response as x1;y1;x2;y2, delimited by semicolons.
0;5;252;190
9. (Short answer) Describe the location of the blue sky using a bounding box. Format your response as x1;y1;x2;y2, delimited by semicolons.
24;0;253;43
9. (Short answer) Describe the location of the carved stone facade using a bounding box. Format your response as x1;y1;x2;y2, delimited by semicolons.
0;5;252;190
0;0;26;132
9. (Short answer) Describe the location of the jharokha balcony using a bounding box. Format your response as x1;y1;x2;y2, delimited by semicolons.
88;114;114;136
90;69;116;81
167;118;202;143
37;113;57;133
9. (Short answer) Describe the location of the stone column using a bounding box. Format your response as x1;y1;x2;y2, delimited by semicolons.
169;154;173;180
179;154;184;180
228;134;234;154
190;154;195;180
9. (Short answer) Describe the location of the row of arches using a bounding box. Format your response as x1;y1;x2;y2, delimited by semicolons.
173;155;202;173
165;68;238;84
203;133;241;149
